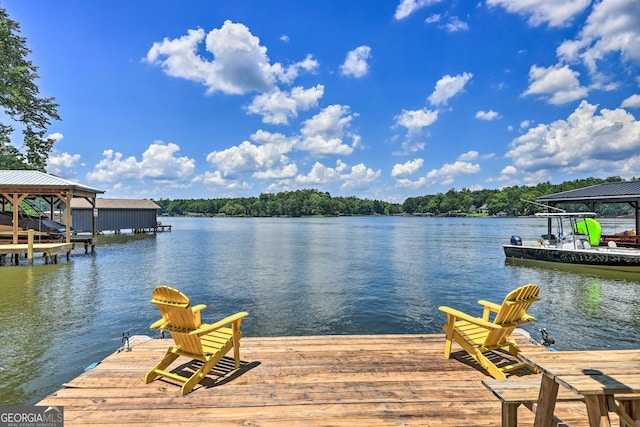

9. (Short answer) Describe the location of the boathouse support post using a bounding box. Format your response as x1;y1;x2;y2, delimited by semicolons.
2;193;28;244
27;229;34;265
56;191;74;244
634;201;639;245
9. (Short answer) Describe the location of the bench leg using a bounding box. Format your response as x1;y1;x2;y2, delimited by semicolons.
502;402;519;427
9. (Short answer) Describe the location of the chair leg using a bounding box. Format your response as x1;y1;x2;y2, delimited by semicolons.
477;351;506;379
233;340;241;368
180;351;227;395
443;317;454;358
181;364;208;396
145;348;180;383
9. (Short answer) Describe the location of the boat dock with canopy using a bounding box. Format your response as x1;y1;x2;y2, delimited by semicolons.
536;181;640;246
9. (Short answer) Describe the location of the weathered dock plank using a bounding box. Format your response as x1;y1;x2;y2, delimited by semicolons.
38;332;597;426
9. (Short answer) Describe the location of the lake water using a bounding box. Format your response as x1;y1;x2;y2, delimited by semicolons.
1;216;639;405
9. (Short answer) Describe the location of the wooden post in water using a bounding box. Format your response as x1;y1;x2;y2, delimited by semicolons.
27;229;34;265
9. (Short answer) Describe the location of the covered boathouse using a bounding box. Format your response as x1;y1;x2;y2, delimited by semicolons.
537;180;640;245
0;170;104;264
71;198;166;234
0;170;104;243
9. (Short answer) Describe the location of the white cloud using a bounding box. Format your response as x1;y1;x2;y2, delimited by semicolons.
428;72;473;106
491;164;519;183
457;151;479;161
340;163;381;189
426;15;469;32
425;160;481;185
206;132;296;180
522;169;553;185
501;165;518;175
246;85;324;125
340;46;372;78
297;105;359;156
476;109;501;120
505;100;640;177
296;160;348;185
47;152;82;177
277;54;319;84
425;14;441;24
293;160;379;190
46;132;64;142
86;141;195;184
206;141;262;178
395;108;439;129
140;142;196;180
391;158;424;177
395;177;427;188
204;105;359;187
486;0;590;28
200;170;251;190
253;163;298;180
444;16;469;32
394;0;443;20
522;64;588;104
557;0;640;75
621;94;640;108
394;108;439;154
146;20;316;95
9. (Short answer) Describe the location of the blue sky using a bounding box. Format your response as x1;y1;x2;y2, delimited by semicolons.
4;0;640;202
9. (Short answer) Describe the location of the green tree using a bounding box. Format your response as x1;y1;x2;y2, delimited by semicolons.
1;7;60;171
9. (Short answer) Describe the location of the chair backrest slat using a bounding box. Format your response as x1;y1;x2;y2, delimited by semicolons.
150;286;204;355
486;284;540;345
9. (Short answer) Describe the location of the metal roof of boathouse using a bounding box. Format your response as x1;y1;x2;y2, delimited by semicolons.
71;198;160;210
537;181;640;204
0;170;104;197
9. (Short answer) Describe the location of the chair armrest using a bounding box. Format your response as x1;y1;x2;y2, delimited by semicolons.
477;300;500;311
477;300;500;321
439;306;500;330
191;304;206;326
190;311;249;336
149;318;165;329
192;304;206;313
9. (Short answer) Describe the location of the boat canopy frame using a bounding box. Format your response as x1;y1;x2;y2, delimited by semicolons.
536;181;640;245
534;212;599;249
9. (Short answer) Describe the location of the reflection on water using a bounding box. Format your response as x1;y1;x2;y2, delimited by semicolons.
0;216;638;405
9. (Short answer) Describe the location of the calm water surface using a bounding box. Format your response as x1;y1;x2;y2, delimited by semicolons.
1;216;638;404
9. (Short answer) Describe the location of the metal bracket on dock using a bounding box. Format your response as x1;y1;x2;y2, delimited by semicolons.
118;332;132;352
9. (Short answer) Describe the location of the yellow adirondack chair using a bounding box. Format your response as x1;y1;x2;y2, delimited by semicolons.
439;284;540;379
145;286;249;395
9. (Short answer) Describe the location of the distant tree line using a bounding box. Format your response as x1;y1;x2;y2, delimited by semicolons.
154;176;638;218
155;189;403;217
403;176;635;216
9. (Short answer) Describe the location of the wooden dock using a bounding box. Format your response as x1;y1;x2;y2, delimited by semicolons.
36;331;601;426
38;333;604;427
0;241;73;265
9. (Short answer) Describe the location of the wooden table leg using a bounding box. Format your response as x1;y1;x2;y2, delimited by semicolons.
584;395;611;427
533;375;559;427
